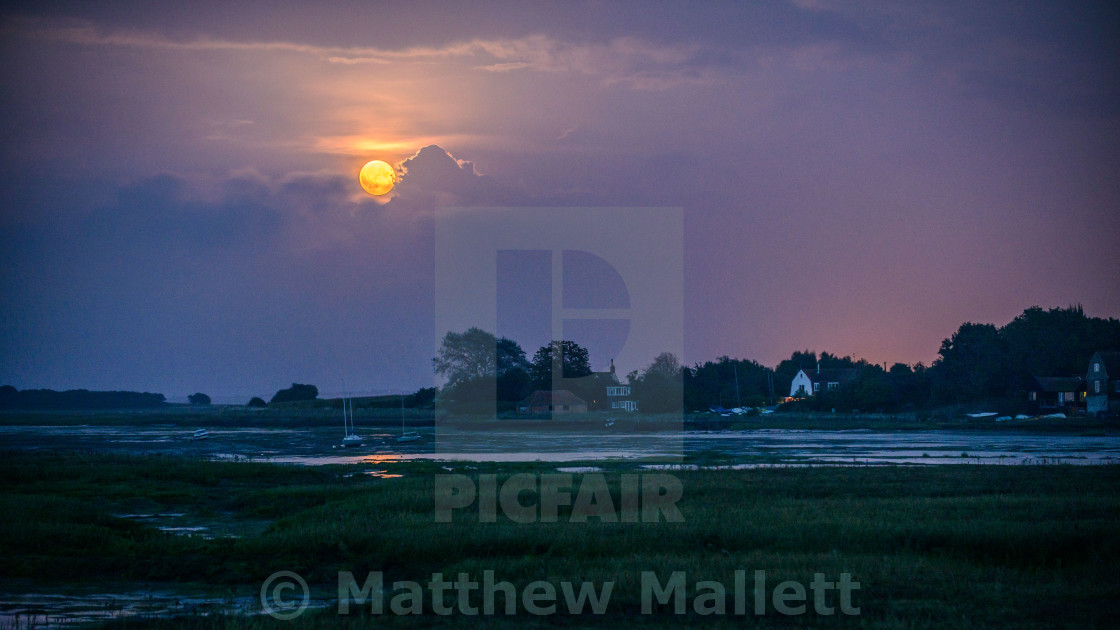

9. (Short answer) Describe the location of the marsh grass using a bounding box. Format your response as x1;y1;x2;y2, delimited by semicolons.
1;452;1118;628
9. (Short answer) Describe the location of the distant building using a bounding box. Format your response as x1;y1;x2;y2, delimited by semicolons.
1086;351;1120;417
578;358;638;412
606;384;637;412
789;370;813;398
789;364;860;398
601;359;637;411
517;389;588;415
1028;376;1084;414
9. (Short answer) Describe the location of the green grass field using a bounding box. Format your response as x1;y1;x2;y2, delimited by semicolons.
2;451;1118;628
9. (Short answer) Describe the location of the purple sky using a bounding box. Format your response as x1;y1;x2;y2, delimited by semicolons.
1;1;1118;401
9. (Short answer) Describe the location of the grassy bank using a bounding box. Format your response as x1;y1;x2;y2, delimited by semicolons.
1;452;1119;628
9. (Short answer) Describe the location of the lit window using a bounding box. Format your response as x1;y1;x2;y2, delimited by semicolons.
1095;381;1101;393
1095;364;1100;372
813;383;820;393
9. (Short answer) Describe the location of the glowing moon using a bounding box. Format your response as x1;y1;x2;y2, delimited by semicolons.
359;160;395;195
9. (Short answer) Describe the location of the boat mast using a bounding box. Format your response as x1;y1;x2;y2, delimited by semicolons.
734;363;741;407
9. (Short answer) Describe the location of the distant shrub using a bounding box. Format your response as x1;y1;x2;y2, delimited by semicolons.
270;383;318;404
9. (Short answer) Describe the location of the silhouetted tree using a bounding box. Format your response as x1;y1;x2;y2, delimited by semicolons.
405;387;437;408
889;362;931;408
188;392;211;405
1000;305;1120;395
930;323;1007;404
528;340;593;390
0;385;17;407
683;356;771;410
247;396;267;407
0;388;165;410
497;367;531;402
270;383;318;404
630;352;684;413
434;328;528;387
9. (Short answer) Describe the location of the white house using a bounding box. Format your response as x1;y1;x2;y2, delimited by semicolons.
606;384;638;411
789;364;861;398
789;370;814;398
603;359;638;411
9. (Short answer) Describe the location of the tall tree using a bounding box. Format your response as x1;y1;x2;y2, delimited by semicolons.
930;323;1007;403
529;340;592;390
496;337;530;375
643;352;681;379
684;356;771;410
433;328;527;387
631;352;684;413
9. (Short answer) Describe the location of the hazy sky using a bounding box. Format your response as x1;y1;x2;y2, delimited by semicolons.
2;1;1118;401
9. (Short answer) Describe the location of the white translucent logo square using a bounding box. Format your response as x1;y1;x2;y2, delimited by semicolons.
434;207;682;460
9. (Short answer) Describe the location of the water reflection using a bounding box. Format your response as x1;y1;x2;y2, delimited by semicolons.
1;425;1117;465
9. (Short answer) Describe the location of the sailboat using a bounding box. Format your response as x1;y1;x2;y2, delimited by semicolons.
397;393;421;443
341;397;363;447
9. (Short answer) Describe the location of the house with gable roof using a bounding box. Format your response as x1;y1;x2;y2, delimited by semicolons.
1086;351;1120;416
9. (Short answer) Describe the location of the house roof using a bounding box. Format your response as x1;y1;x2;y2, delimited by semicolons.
1091;351;1120;378
520;389;587;407
589;371;621;386
799;367;861;385
1032;377;1084;392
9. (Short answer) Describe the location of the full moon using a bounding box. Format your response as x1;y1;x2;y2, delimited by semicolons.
359;160;395;195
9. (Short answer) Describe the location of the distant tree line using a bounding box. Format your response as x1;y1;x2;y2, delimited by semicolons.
926;305;1120;406
7;306;1113;414
694;305;1120;413
0;386;166;410
435;328;606;412
433;305;1120;415
335;388;438;409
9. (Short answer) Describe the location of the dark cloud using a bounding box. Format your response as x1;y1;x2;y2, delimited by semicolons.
80;173;282;254
834;1;1120;118
0;166;437;397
